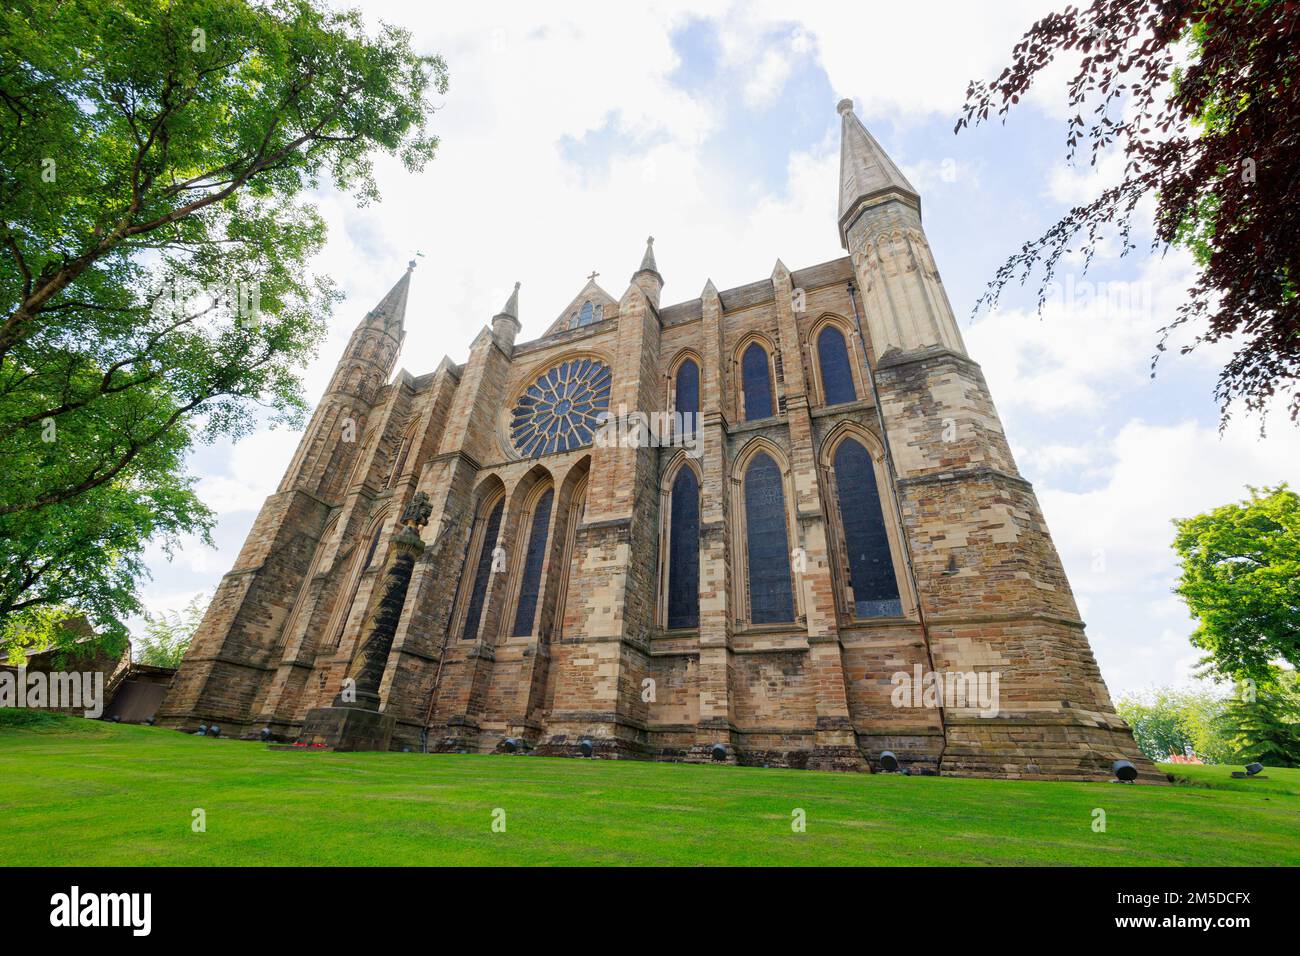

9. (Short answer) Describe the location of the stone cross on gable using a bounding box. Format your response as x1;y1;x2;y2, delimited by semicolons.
587;271;599;282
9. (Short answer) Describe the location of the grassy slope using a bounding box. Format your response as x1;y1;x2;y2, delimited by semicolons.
1;715;1297;866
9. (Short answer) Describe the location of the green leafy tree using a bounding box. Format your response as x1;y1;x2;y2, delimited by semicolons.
0;0;447;657
134;592;208;668
1172;485;1300;686
1218;670;1300;768
1115;686;1232;764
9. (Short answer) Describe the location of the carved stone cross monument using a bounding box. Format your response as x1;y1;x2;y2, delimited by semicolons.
296;492;432;751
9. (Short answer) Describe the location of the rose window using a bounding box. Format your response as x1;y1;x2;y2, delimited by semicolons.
510;358;612;457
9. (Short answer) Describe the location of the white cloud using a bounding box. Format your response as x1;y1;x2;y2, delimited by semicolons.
1038;404;1300;692
195;429;298;514
737;0;1066;120
965;249;1201;417
1043;410;1300;596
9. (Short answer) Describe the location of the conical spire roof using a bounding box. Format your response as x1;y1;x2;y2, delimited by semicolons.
635;235;660;278
496;281;521;321
363;260;415;331
837;98;919;244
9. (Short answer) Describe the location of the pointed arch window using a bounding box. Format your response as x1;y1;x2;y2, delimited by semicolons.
461;497;505;640
578;301;594;326
741;342;774;421
743;453;795;624
511;488;554;636
665;467;700;629
675;358;699;434
552;475;589;643
832;438;902;617
817;325;857;405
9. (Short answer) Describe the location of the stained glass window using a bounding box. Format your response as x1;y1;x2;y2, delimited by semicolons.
741;342;774;420
511;488;554;636
578;301;594;326
666;468;700;629
744;453;795;624
510;359;612;457
817;326;857;405
675;358;699;434
833;439;902;617
461;497;504;640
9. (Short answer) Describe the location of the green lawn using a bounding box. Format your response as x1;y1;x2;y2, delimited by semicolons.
1;713;1297;866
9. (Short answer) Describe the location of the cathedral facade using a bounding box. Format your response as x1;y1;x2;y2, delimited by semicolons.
160;101;1154;780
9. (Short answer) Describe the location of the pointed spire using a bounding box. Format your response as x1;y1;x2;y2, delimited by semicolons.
630;234;663;310
491;280;521;351
837;98;919;246
635;235;661;279
364;260;414;331
495;281;521;321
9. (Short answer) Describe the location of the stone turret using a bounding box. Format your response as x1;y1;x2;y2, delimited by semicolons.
631;236;663;310
492;281;522;351
159;262;416;738
837;99;964;357
837;99;1153;780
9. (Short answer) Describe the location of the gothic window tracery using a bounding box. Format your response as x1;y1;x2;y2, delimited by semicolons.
831;437;903;618
511;487;554;636
741;342;775;421
510;358;612;457
817;325;857;405
461;496;505;641
742;452;795;624
664;466;700;629
674;357;699;434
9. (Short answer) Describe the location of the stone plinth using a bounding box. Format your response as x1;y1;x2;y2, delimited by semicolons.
298;706;395;752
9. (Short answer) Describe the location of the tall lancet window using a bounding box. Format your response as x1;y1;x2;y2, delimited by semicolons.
578;301;594;326
552;474;589;643
461;497;505;641
741;342;774;421
512;487;554;636
833;438;902;617
743;452;795;624
675;358;699;434
817;325;857;405
665;467;700;629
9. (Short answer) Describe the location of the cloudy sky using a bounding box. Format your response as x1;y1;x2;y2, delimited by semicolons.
141;0;1299;700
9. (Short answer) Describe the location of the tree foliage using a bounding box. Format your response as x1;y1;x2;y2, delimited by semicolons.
1115;685;1232;763
957;0;1300;426
1172;484;1300;685
134;592;208;668
1218;670;1300;767
0;0;447;656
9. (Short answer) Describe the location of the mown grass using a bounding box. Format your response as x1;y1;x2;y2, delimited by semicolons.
1;715;1297;866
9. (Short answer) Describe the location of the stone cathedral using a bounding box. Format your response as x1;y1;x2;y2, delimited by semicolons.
161;101;1154;781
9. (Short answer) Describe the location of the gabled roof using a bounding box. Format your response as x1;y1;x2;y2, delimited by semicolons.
541;277;619;337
